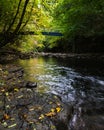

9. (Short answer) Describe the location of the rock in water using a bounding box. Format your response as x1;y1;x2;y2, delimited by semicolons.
26;81;37;88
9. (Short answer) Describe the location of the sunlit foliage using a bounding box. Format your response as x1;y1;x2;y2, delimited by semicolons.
48;0;104;52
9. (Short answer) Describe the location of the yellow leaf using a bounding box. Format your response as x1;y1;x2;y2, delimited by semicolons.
51;125;56;129
14;88;19;92
4;114;10;120
8;124;17;128
49;101;53;104
6;105;10;108
37;106;42;110
45;112;56;117
17;95;23;98
10;118;15;121
39;114;44;120
56;107;61;113
2;122;7;127
54;96;58;99
29;108;34;111
5;92;9;96
1;89;5;92
23;114;27;119
51;108;55;112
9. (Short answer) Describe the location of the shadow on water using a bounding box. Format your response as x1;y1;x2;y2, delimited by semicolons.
17;56;104;130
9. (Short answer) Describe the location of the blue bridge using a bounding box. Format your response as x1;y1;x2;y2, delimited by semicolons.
19;31;63;36
41;32;63;36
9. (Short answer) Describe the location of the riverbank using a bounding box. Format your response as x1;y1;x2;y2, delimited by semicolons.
0;63;69;130
37;52;104;61
0;49;104;61
0;50;104;130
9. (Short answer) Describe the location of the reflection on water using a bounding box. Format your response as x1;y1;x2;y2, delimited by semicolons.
18;56;104;130
18;57;104;101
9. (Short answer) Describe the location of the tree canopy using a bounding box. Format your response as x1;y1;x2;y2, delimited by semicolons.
0;0;104;52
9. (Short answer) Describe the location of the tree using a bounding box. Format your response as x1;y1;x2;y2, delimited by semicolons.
53;0;104;52
0;0;35;48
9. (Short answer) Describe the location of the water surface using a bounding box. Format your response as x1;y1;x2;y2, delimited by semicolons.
18;56;104;130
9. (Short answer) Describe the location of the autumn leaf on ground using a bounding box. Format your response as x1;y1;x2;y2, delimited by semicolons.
56;107;61;113
5;92;9;96
51;108;55;112
39;114;45;120
29;106;42;111
23;114;27;119
45;112;56;117
49;101;53;104
14;88;19;92
8;124;17;128
17;95;23;99
3;114;10;120
1;89;5;92
29;107;35;111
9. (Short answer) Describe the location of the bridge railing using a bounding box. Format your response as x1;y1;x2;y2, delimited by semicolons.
19;31;63;36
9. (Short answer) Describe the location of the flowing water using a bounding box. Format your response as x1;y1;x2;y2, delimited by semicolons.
18;56;104;130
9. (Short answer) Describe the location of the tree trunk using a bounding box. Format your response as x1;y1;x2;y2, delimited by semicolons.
13;0;29;35
6;0;22;33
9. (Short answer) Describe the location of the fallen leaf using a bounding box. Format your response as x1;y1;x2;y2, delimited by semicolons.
39;114;44;120
37;106;42;110
1;89;5;92
5;92;9;96
54;96;58;99
10;118;15;121
2;122;8;127
56;107;61;113
4;114;10;120
17;95;23;98
29;108;34;111
45;112;56;117
23;114;27;119
6;105;10;108
8;123;17;128
51;125;56;129
51;108;55;112
14;88;19;92
49;101;53;104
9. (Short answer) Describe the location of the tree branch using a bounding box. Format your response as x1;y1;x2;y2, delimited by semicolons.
13;0;29;35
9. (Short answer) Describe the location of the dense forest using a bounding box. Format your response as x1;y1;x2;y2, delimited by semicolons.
0;0;104;53
0;1;104;130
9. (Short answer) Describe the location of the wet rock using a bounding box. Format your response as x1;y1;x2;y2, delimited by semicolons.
0;88;69;130
19;52;36;59
0;62;69;130
54;119;68;130
25;81;37;88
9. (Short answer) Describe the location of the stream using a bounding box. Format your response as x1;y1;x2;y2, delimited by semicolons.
17;56;104;130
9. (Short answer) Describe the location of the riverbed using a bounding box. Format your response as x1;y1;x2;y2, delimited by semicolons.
17;56;104;130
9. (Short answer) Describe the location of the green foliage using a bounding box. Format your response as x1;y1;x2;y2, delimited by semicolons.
0;0;42;47
0;0;58;52
54;0;104;39
48;0;104;52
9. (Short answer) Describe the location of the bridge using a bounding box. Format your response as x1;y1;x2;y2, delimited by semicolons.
19;31;63;36
41;32;63;36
